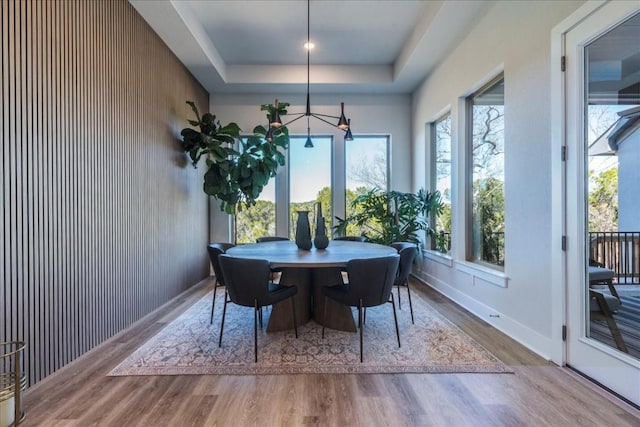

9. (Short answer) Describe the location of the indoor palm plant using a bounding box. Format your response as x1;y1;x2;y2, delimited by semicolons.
334;188;443;247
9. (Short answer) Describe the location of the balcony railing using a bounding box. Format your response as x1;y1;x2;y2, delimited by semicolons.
589;231;640;284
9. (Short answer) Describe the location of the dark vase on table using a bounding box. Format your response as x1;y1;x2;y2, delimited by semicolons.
295;210;313;250
313;202;329;250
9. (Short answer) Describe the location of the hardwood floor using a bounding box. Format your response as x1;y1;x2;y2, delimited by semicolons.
21;277;640;426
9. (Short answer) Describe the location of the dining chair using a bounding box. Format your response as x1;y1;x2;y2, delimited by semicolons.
256;236;290;243
256;236;289;281
206;243;235;324
390;242;418;324
321;254;400;362
218;255;298;362
334;235;366;242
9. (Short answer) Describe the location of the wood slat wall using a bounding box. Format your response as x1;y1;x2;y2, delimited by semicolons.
1;0;210;386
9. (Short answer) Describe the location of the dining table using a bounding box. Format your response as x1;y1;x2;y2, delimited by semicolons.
226;240;397;332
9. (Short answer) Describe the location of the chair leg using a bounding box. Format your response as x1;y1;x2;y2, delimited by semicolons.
603;314;629;353
358;299;364;363
210;279;219;324
321;296;328;339
291;297;298;338
254;299;259;363
397;283;402;310
218;291;229;348
390;293;401;348
405;279;414;325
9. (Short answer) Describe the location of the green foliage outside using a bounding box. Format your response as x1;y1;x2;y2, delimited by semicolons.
588;167;618;232
235;199;276;244
472;177;505;266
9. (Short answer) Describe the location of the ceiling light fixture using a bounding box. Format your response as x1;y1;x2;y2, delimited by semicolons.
267;0;351;148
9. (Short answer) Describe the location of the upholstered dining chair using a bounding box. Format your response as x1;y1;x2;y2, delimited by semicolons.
218;255;299;362
334;235;366;242
390;242;418;324
256;236;289;280
206;243;235;324
321;254;400;362
256;236;290;243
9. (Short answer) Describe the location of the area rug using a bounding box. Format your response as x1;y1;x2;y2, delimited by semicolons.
109;289;513;376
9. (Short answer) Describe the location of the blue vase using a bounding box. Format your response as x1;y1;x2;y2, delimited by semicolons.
295;211;312;250
313;202;329;250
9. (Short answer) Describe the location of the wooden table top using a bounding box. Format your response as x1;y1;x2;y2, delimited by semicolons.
226;240;397;268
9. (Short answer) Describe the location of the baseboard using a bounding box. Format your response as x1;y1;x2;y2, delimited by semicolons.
413;272;555;362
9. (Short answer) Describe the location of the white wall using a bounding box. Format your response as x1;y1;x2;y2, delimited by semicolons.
208;93;412;242
618;126;640;231
411;0;583;360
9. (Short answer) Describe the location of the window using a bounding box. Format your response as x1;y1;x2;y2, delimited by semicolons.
234;137;277;244
344;136;390;236
432;114;452;253
467;76;505;267
289;135;332;238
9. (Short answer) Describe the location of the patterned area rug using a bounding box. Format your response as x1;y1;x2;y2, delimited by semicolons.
109;289;513;376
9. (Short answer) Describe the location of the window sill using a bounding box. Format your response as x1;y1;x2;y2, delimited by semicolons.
454;260;508;288
423;250;453;267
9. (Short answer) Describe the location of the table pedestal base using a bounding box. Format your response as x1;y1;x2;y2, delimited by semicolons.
266;267;356;332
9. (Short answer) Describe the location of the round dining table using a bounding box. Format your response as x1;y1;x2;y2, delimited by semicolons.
226;240;397;332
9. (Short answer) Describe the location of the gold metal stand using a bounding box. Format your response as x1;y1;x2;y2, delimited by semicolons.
1;342;26;427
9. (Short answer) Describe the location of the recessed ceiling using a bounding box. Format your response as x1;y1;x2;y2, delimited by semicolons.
129;0;492;94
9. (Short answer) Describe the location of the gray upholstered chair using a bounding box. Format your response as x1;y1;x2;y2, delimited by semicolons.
206;243;235;324
256;236;289;280
390;242;418;324
256;236;290;243
334;235;366;242
218;255;298;362
321;254;400;362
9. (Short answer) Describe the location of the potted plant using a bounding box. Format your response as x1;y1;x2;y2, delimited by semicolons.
334;188;443;248
179;101;290;215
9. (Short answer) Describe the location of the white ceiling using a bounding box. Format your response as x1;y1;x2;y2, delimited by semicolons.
129;0;492;94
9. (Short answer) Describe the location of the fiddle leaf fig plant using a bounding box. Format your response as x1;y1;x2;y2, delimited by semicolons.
180;101;289;214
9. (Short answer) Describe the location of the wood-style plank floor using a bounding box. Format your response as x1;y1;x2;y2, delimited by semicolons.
21;277;640;426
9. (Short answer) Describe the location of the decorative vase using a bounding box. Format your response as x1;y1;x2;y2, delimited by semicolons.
313;202;329;250
295;210;313;250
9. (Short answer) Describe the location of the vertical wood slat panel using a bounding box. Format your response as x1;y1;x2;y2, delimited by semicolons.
1;0;210;387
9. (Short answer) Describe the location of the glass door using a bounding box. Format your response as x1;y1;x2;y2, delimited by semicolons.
565;1;640;406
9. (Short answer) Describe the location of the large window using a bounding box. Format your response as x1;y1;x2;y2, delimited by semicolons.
432;114;452;253
234;137;277;244
468;76;505;267
344;136;390;236
289;136;333;238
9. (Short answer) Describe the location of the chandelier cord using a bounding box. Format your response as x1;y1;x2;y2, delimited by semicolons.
305;0;311;116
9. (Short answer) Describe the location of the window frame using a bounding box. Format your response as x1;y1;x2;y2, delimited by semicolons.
465;74;505;270
430;113;452;253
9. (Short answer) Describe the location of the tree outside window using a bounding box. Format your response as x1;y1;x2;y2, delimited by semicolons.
469;77;505;267
289;136;332;238
344;136;389;237
234;137;276;243
433;114;452;253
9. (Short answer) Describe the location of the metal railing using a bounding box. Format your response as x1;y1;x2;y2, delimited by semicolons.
589;231;640;284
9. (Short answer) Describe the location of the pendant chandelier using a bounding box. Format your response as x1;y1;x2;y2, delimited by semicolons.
265;0;353;148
